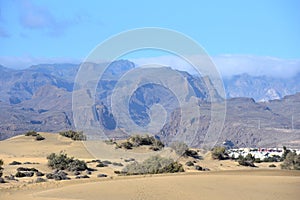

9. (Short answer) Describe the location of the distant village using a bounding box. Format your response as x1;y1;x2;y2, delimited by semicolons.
227;147;300;160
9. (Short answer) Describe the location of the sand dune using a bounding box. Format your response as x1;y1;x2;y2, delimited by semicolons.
0;133;300;200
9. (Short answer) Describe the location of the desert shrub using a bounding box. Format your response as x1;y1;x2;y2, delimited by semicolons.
46;170;70;180
124;158;135;162
254;158;261;163
59;130;86;141
118;135;164;151
120;141;133;149
35;134;45;141
195;165;203;171
129;135;164;149
96;163;107;168
237;154;256;167
122;155;184;175
185;149;201;159
47;152;87;172
112;162;123;167
281;151;300;170
0;177;5;183
282;146;291;160
15;171;34;178
9;161;22;165
25;131;38;136
170;141;188;155
0;159;3;171
36;177;47;183
97;173;107;177
36;171;45;176
185;161;194;166
4;174;16;181
102;160;112;165
263;155;281;162
269;164;276;168
211;146;228;160
75;175;90;179
17;167;38;172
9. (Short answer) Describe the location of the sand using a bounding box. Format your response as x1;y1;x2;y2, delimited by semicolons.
1;133;300;200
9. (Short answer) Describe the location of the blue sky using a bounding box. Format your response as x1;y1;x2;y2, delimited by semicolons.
0;0;300;70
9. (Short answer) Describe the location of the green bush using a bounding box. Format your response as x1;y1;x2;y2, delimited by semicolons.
47;152;87;172
25;131;38;136
211;146;228;160
122;155;184;175
59;130;86;141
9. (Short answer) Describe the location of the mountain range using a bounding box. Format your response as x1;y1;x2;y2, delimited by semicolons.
0;61;299;148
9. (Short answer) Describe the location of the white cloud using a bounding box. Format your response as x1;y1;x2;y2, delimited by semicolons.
213;55;300;78
132;54;300;78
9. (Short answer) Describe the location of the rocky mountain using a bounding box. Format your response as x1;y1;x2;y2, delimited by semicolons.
0;61;299;148
224;73;300;101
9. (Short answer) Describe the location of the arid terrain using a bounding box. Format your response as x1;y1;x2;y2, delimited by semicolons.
0;132;299;200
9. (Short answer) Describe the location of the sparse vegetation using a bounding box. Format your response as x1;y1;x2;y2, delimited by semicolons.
262;155;281;162
97;174;107;178
237;154;256;167
35;134;45;141
59;130;87;141
112;162;123;167
0;159;3;171
9;161;22;165
17;167;38;172
120;141;133;149
15;171;34;178
170;141;188;155
35;177;47;183
170;142;201;159
211;146;228;160
25;131;45;141
185;161;194;166
47;152;87;172
46;170;70;180
96;163;107;168
281;151;300;170
118;135;164;151
122;155;184;175
25;131;38;136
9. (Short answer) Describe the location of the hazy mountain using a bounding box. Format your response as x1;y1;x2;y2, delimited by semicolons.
0;61;299;148
224;73;300;101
